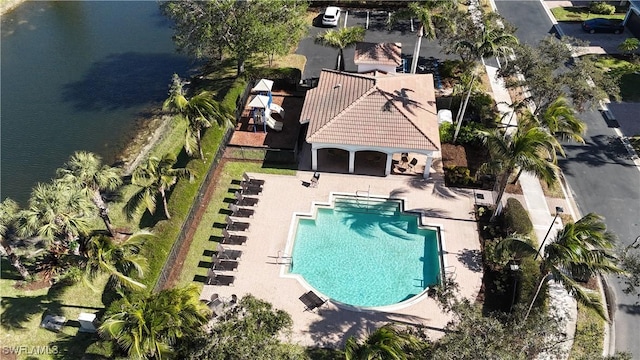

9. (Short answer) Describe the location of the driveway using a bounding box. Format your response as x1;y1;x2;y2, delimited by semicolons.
557;22;632;54
297;8;458;80
496;0;640;357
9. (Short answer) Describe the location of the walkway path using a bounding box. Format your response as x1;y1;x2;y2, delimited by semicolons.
485;48;578;360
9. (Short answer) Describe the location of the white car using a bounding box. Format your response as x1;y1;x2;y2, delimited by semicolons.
322;6;340;27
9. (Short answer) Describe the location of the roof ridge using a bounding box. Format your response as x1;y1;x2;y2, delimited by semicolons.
308;85;379;142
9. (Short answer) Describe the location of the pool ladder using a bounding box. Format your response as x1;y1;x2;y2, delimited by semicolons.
355;186;371;211
276;251;292;265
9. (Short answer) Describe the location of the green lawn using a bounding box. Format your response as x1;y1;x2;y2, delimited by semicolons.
569;303;605;359
177;161;295;288
551;6;627;21
0;261;110;360
594;55;640;102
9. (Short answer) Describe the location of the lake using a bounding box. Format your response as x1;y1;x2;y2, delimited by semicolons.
1;1;192;204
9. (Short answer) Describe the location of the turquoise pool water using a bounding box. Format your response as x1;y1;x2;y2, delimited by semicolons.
290;198;441;307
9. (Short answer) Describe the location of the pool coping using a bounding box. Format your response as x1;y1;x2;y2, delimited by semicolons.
280;191;447;313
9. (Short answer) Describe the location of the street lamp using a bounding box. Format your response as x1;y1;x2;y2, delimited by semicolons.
534;206;564;260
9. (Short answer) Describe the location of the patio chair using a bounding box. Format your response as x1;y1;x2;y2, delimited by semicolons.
228;203;255;218
310;172;320;188
222;228;248;245
242;172;265;186
225;215;250;232
241;182;262;196
299;290;327;312
234;191;259;207
407;158;418;171
207;293;225;315
216;243;242;260
211;257;239;272
401;153;409;164
206;269;236;286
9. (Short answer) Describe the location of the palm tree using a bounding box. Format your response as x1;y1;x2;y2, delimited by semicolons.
83;230;152;291
124;153;193;220
57;151;123;237
498;213;623;321
344;324;418;360
0;198;30;279
163;74;232;159
392;1;456;74
99;284;210;359
18;181;93;254
520;97;587;144
479;126;564;220
452;20;519;142
315;26;366;71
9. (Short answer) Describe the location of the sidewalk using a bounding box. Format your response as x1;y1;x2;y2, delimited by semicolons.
485;63;578;358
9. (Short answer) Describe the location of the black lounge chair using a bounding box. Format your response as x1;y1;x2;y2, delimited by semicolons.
206;269;236;286
222;229;247;245
241;182;262;195
225;215;250;232
228;203;254;218
216;243;242;260
211;257;239;272
242;172;265;186
310;172;320;188
299;291;327;311
234;191;259;206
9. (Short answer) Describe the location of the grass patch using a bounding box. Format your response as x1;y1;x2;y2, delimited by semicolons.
0;259;109;360
630;136;640;153
540;178;565;198
569;303;605;359
177;161;295;288
551;6;626;21
593;55;640;102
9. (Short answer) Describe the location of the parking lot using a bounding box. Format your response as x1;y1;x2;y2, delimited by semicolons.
296;8;458;79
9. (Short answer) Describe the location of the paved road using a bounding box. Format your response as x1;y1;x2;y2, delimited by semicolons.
297;9;457;79
495;0;640;357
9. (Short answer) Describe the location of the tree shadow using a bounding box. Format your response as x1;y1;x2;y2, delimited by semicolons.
306;304;445;348
455;248;483;273
560;134;635;175
50;332;104;360
1;257;24;281
406;173;473;199
62;52;191;111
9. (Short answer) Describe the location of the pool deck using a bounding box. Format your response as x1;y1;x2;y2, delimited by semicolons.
201;170;483;348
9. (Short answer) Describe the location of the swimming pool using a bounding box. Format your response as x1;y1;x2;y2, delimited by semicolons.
288;195;442;308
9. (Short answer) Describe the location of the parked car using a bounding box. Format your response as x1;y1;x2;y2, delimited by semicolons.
581;18;625;34
322;6;340;27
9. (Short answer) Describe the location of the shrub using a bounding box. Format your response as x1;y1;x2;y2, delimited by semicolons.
439;122;454;143
444;165;474;186
503;198;534;235
456;121;485;145
590;2;616;15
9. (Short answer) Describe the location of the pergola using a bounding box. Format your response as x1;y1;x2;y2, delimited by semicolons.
299;69;440;178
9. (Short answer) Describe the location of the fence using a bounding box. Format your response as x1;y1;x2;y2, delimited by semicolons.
153;126;235;292
235;79;255;123
225;146;297;164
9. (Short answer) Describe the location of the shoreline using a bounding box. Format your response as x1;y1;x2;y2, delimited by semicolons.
0;0;26;15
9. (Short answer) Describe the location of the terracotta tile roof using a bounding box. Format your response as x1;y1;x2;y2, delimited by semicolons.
300;70;439;152
354;42;402;66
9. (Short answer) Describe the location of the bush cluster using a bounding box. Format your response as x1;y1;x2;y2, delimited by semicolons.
503;198;534;235
444;165;474;186
590;2;616;15
438;121;485;145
